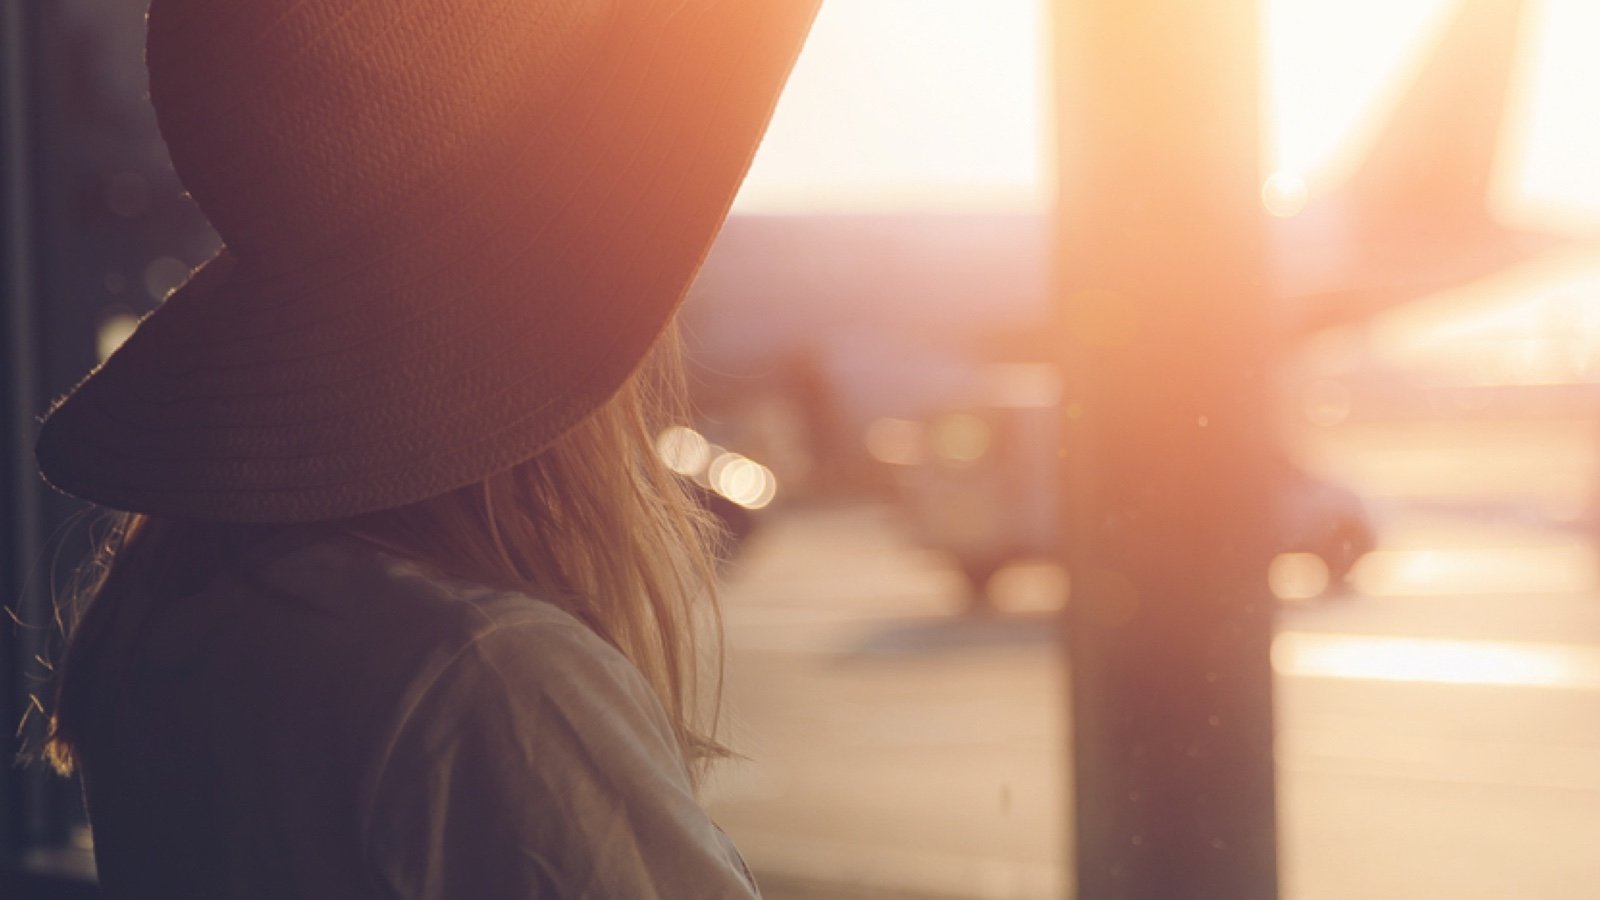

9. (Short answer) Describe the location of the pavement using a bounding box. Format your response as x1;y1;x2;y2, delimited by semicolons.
705;503;1066;899
701;415;1600;900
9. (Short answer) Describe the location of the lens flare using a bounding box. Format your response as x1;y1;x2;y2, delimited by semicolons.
1261;171;1309;217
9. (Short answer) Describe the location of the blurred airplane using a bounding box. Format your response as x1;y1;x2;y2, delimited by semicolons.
683;0;1550;410
679;0;1550;597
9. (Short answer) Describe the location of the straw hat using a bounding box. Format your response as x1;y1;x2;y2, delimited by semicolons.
35;0;821;523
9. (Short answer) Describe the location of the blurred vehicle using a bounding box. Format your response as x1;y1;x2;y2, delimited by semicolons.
1275;467;1377;594
876;365;1061;609
873;364;1376;611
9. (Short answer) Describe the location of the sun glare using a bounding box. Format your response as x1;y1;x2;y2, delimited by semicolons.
1261;0;1455;200
734;0;1049;214
1493;0;1600;233
1276;632;1600;691
737;0;1598;231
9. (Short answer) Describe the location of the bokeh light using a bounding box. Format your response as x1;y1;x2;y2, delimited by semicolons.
656;425;712;477
95;311;140;363
709;453;779;510
1268;552;1331;601
141;256;189;303
864;417;927;467
932;414;992;465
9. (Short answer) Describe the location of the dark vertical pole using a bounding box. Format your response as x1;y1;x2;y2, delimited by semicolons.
1;0;45;863
1051;2;1278;898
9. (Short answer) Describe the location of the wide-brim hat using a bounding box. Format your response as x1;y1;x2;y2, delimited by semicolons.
35;0;822;523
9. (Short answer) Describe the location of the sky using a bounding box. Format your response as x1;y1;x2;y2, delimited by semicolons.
733;0;1600;233
733;0;1047;214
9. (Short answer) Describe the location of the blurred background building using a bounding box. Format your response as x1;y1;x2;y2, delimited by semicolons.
7;0;1600;897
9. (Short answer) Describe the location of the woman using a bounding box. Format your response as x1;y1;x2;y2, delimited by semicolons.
27;0;820;896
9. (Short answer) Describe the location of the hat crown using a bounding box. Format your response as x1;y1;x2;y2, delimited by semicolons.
145;0;614;260
40;0;821;522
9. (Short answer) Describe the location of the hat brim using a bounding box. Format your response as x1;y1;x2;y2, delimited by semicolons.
36;0;823;523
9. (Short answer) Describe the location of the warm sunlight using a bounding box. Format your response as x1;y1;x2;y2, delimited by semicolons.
1366;249;1600;387
736;0;1600;229
733;0;1048;213
1261;0;1456;199
1494;0;1600;233
1276;632;1600;691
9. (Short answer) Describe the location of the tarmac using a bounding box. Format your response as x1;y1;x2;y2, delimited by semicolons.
703;497;1600;900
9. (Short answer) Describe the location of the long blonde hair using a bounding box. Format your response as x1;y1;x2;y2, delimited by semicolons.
36;328;730;783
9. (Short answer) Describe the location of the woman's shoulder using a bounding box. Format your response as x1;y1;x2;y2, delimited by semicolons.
234;526;582;639
220;527;619;731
